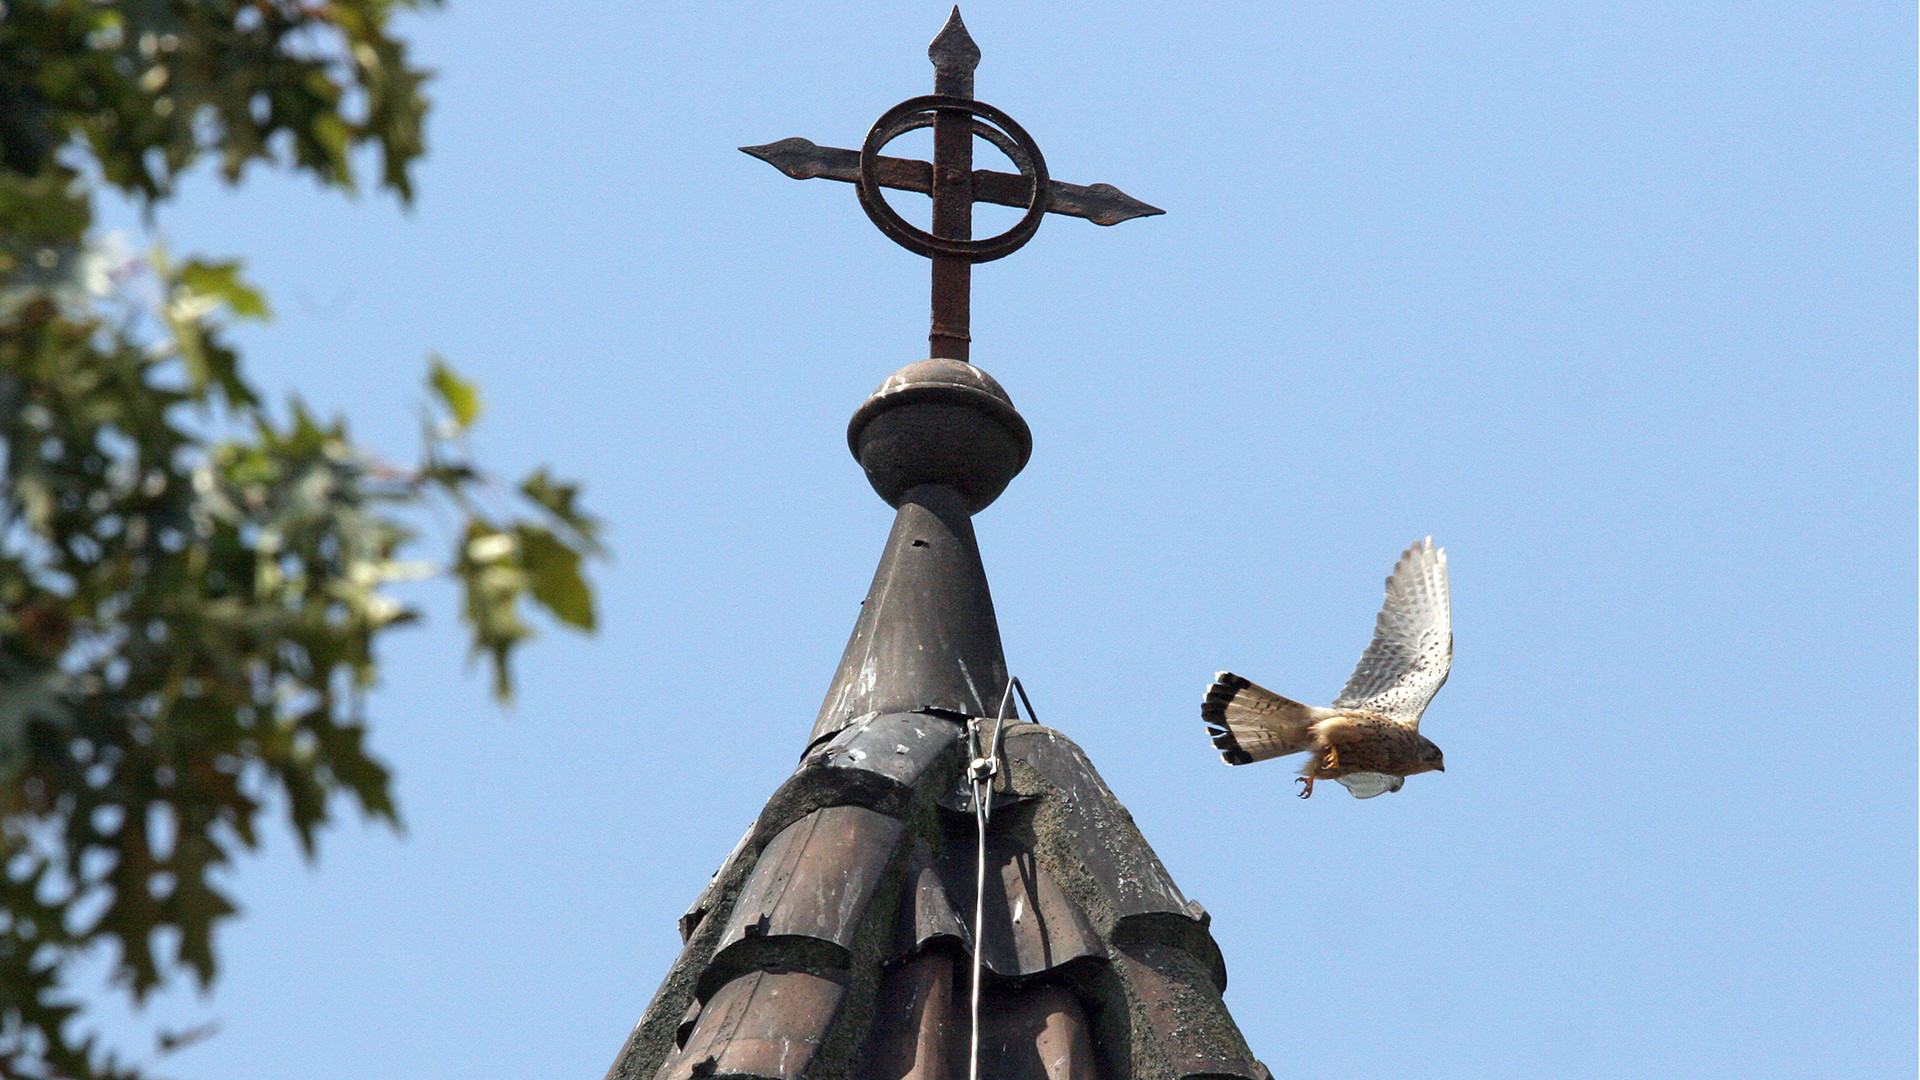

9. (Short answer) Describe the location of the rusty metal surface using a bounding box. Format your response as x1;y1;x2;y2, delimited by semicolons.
977;985;1099;1080
937;828;1105;977
857;95;1048;265
859;954;1098;1080
887;838;970;964
845;359;1031;516
812;484;1013;746
856;951;962;1080
888;815;1106;981
680;822;757;944
808;711;965;792
1110;908;1228;995
1111;943;1260;1080
741;140;1161;227
659;970;848;1080
675;999;703;1050
927;5;980;88
617;715;1259;1080
718;805;906;958
928;8;975;361
740;7;1160;363
1003;726;1193;922
980;840;1099;981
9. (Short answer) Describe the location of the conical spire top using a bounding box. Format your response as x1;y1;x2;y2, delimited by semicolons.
809;359;1030;747
928;7;981;80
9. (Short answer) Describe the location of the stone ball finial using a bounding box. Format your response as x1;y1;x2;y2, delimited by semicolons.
847;359;1032;514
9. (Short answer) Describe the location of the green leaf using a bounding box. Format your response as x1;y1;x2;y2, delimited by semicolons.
176;259;270;320
457;523;530;700
518;524;595;632
154;251;264;408
520;467;603;552
429;356;481;432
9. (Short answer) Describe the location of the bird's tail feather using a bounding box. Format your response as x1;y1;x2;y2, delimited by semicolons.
1202;671;1322;765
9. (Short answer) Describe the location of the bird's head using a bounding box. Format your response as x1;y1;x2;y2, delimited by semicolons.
1415;736;1445;774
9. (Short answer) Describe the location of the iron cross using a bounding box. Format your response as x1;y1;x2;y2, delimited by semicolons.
742;8;1162;364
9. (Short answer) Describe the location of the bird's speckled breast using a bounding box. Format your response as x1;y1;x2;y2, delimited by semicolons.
1316;712;1430;775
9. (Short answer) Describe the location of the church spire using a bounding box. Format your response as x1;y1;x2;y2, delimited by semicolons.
606;16;1261;1080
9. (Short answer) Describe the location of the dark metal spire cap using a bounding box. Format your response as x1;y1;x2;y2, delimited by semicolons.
847;359;1033;515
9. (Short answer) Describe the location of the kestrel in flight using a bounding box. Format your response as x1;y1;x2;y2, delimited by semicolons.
1202;538;1452;799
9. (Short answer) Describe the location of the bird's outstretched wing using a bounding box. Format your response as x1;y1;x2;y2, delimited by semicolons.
1202;672;1330;765
1333;538;1452;726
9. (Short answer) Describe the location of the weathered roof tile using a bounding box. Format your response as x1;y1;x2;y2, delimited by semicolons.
658;970;847;1080
712;806;905;985
1112;942;1260;1080
1004;726;1194;925
930;825;1105;977
810;711;965;794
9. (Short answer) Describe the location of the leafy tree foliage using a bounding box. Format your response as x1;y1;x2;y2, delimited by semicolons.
0;2;600;1075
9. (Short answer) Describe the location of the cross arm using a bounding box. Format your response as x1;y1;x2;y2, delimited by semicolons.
741;137;1163;227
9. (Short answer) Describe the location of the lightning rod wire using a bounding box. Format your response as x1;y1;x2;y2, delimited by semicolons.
966;677;1028;1080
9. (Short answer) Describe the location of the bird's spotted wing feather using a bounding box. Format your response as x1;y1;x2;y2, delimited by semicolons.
1202;672;1324;765
1333;538;1452;726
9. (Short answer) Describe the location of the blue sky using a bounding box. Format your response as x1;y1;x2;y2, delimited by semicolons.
89;3;1914;1077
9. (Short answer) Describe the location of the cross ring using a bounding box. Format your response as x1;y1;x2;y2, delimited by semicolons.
856;95;1051;263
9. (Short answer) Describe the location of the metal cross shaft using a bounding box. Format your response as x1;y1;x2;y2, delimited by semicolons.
928;10;978;362
741;8;1162;364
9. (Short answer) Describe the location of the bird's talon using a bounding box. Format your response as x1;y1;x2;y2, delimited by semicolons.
1295;776;1313;799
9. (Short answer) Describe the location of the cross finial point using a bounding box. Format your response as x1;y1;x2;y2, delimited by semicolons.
929;7;981;76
